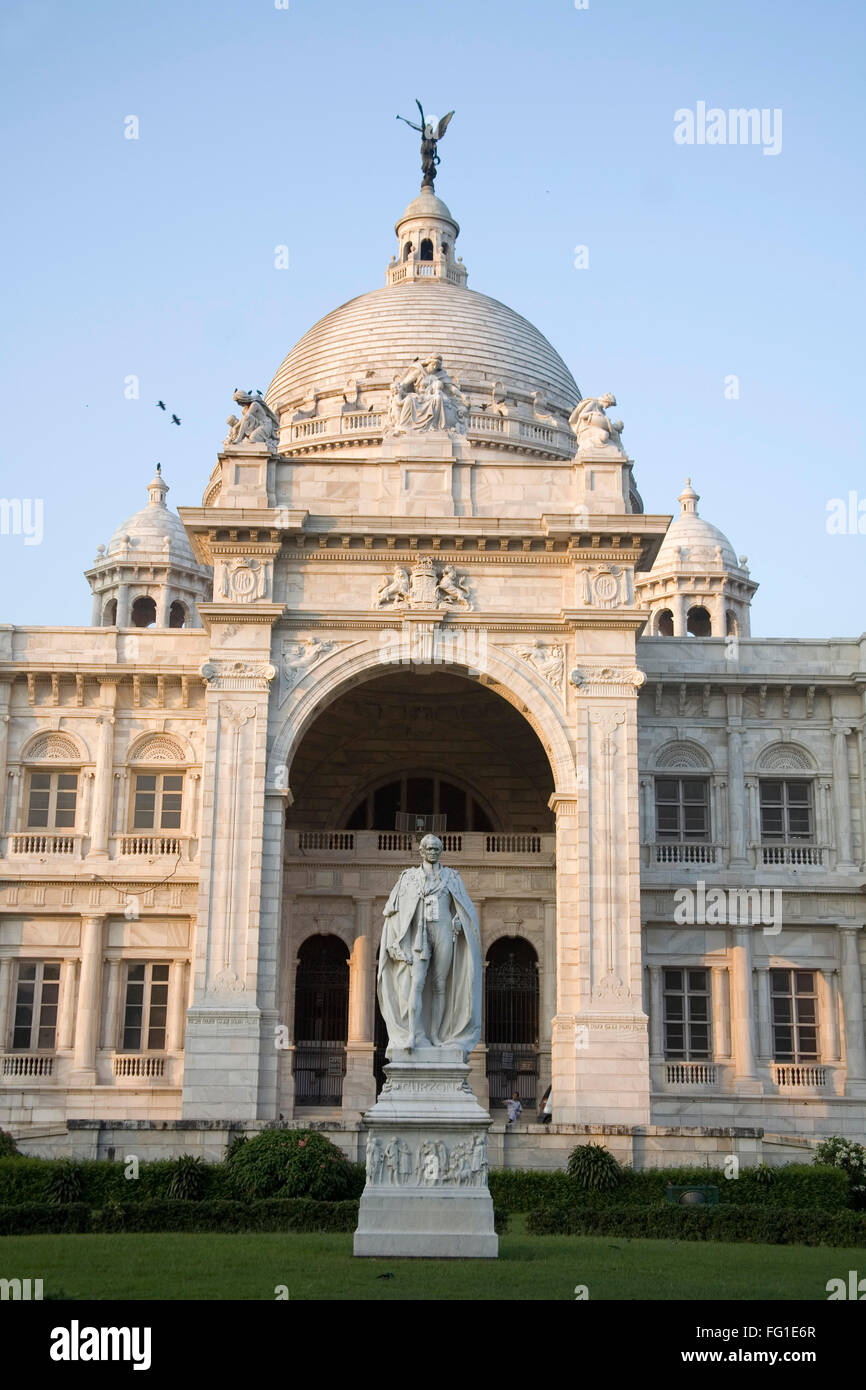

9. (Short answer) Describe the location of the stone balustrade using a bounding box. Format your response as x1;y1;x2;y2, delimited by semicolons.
287;829;554;862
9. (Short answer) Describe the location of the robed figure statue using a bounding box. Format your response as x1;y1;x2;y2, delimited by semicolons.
378;834;482;1054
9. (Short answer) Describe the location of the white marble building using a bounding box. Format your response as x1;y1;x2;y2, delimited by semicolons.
1;182;864;1167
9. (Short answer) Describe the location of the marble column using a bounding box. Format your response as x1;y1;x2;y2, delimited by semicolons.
343;897;377;1121
168;960;187;1053
116;583;131;628
467;898;490;1111
0;678;11;840
89;679;119;856
832;723;855;869
0;956;12;1052
754;966;772;1061
156;585;171;629
537;899;556;1099
100;957;122;1051
839;927;866;1096
672;592;689;637
726;718;749;867
730;926;761;1094
56;959;77;1051
648;965;664;1059
71;915;106;1082
91;591;102;626
711;964;731;1060
819;969;841;1063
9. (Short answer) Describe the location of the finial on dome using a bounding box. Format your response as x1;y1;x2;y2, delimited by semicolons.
679;478;700;514
147;466;169;508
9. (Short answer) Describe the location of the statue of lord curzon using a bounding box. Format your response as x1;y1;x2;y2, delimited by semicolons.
378;834;482;1054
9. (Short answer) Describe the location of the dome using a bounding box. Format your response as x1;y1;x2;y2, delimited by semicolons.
396;188;458;230
107;470;197;565
653;479;739;571
266;280;580;418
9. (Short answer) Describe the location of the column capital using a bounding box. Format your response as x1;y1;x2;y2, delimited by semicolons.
548;792;579;815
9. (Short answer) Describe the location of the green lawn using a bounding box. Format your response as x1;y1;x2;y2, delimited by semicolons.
0;1220;856;1300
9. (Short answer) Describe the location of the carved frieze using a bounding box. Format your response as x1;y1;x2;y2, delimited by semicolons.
200;661;275;692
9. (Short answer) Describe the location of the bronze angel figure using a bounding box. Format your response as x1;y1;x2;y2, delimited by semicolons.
397;100;455;191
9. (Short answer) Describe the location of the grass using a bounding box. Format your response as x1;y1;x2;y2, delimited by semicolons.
0;1217;857;1300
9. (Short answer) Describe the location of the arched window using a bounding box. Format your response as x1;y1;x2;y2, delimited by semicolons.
419;238;434;261
725;610;738;636
168;600;187;629
485;937;539;1109
402;241;413;261
102;598;117;627
344;774;494;832
22;734;83;835
293;935;349;1105
127;736;187;838
686;605;712;637
656;608;674;636
131;596;156;628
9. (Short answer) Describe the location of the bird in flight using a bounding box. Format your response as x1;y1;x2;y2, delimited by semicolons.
156;400;166;411
171;414;181;426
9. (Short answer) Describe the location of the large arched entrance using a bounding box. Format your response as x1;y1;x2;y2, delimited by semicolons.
279;667;559;1119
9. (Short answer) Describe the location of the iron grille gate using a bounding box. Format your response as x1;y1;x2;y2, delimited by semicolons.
293;938;349;1105
485;951;539;1109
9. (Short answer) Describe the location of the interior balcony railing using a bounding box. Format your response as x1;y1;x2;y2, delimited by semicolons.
286;829;555;863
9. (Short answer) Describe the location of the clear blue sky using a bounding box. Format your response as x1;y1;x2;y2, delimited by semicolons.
1;0;864;636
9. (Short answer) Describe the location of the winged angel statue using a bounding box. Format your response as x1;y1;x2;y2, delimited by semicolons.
397;101;455;191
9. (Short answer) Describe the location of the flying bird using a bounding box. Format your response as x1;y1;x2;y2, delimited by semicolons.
156;401;166;411
171;414;181;426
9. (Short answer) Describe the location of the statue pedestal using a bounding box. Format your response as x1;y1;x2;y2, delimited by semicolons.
353;1047;498;1259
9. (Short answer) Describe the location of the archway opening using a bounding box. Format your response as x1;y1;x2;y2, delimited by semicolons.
293;934;349;1106
725;610;738;636
131;596;157;629
656;608;674;637
285;670;555;835
686;605;712;637
419;238;434;261
102;598;117;627
485;936;539;1109
169;600;187;629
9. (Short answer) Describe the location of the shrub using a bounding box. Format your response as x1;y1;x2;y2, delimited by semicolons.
0;1129;20;1159
227;1129;355;1202
814;1137;866;1210
0;1198;361;1236
526;1203;866;1247
46;1161;84;1206
566;1144;622;1193
165;1155;207;1201
487;1164;848;1213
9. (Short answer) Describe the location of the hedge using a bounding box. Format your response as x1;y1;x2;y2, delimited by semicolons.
526;1204;866;1246
0;1197;508;1237
489;1164;849;1213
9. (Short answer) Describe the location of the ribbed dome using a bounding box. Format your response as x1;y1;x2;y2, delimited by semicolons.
107;472;197;564
266;280;580;417
654;480;739;570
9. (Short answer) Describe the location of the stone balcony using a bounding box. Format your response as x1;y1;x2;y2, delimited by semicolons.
285;829;555;865
3;833;198;867
284;409;575;459
641;840;835;876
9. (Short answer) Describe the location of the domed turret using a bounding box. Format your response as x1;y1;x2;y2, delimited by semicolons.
635;479;758;637
85;468;212;628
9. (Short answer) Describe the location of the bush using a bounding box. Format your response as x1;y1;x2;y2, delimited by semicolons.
46;1161;84;1206
0;1129;20;1159
566;1143;622;1192
814;1137;866;1210
0;1198;360;1236
165;1156;207;1201
227;1129;355;1202
526;1203;866;1247
488;1163;849;1213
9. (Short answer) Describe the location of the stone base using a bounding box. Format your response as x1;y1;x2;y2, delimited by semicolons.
353;1047;498;1259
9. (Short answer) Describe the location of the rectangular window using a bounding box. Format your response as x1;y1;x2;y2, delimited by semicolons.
132;774;184;831
663;968;711;1059
759;780;814;842
11;961;61;1050
771;968;818;1061
26;772;78;830
655;778;710;841
121;962;170;1051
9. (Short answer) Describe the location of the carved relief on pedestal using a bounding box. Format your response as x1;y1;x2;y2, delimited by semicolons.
218;557;272;603
207;966;245;995
577;565;632;609
365;1132;488;1188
